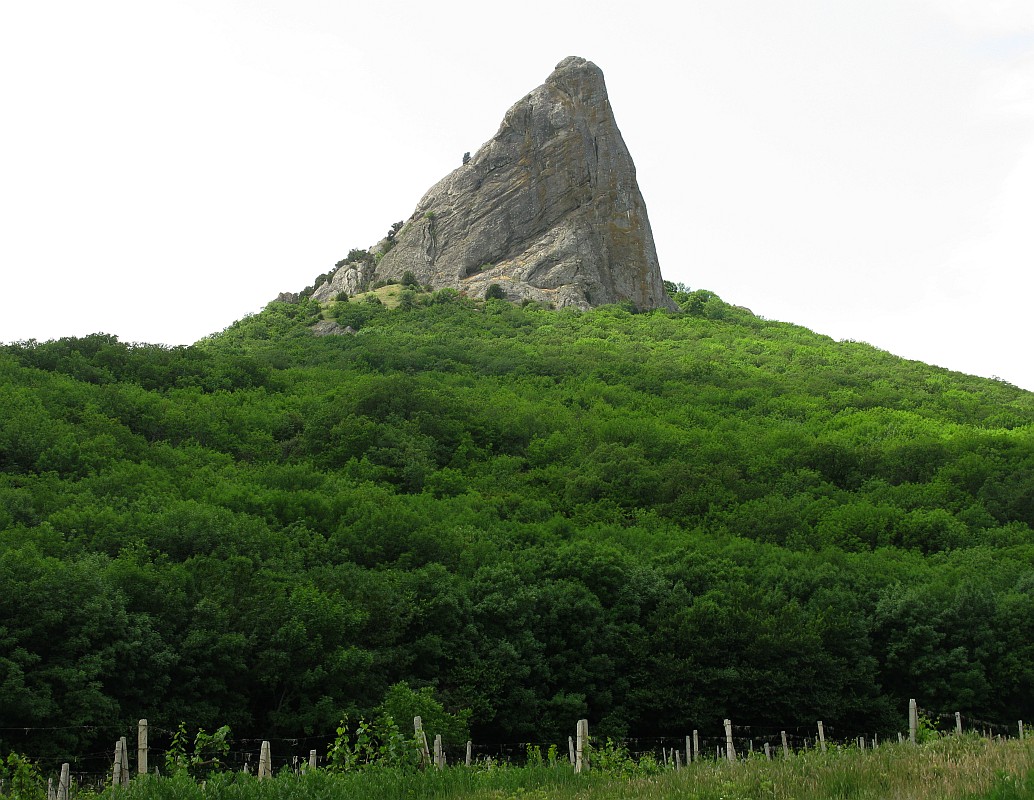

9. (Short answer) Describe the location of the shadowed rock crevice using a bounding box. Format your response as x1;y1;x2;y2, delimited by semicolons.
314;57;675;309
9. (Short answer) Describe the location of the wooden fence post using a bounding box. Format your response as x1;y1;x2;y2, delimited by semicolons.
414;717;431;768
308;749;317;771
433;734;444;769
908;699;918;744
781;730;789;758
466;740;472;766
764;742;771;760
258;741;272;779
685;735;691;765
47;777;54;800
57;765;70;800
568;736;575;765
897;732;904;744
693;729;699;763
138;719;148;776
817;721;826;753
575;719;589;773
1019;721;1025;741
724;719;735;762
112;738;122;786
955;712;962;736
113;737;129;786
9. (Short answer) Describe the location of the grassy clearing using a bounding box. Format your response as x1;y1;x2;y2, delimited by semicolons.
89;736;1033;800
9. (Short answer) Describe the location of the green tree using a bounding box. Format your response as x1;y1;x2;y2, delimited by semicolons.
375;683;471;750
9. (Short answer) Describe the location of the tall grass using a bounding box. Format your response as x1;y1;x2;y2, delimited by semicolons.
92;736;1033;800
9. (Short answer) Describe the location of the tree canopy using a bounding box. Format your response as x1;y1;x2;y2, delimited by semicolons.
2;289;1032;759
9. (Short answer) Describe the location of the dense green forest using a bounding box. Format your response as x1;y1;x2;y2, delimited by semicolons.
2;285;1033;761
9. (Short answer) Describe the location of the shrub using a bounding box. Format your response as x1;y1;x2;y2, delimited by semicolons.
398;290;417;310
330;297;386;329
376;683;471;750
164;724;231;778
326;714;419;772
299;269;335;298
430;288;461;305
346;248;374;265
1;753;45;800
485;283;506;300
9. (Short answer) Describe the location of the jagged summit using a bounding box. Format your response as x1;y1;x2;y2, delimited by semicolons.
312;57;675;310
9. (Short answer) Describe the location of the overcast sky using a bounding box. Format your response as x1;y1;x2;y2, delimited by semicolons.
3;1;1033;389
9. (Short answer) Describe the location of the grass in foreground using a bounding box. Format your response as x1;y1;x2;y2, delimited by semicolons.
89;736;1033;800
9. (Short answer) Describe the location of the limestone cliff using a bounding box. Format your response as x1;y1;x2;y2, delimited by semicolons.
313;57;675;310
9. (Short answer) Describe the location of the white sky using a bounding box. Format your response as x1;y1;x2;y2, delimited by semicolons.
2;1;1033;389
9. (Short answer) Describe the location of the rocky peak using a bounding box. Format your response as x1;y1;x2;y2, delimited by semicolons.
313;57;675;310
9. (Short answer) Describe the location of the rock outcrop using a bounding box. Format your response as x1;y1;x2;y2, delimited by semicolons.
313;57;675;310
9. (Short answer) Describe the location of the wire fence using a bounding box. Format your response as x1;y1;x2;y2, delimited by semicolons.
1;705;1026;793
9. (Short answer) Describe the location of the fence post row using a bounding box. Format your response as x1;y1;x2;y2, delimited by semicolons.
42;698;1031;787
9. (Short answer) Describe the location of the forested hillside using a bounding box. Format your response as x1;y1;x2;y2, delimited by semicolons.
2;286;1033;759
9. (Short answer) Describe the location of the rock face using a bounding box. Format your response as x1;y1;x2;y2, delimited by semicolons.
313;261;374;301
313;57;675;310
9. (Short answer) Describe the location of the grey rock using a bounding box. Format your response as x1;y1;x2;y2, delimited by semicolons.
312;259;374;303
325;57;675;310
275;291;300;303
310;319;353;336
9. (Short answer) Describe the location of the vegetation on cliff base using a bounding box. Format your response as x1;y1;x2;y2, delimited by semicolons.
1;288;1032;761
